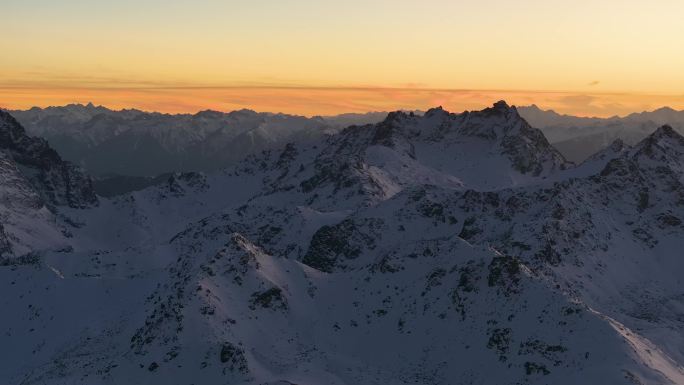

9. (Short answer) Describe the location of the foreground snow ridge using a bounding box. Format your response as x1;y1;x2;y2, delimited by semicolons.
1;101;684;385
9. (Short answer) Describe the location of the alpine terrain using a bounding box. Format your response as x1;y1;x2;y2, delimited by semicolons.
8;104;389;178
1;101;683;385
518;105;684;163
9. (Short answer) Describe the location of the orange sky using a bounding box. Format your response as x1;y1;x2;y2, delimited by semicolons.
3;0;684;116
3;85;684;117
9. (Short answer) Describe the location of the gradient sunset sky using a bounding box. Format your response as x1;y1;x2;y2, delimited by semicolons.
3;0;684;116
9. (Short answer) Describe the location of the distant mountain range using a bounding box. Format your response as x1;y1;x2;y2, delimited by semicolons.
1;101;683;384
8;104;391;178
6;103;684;195
517;105;684;162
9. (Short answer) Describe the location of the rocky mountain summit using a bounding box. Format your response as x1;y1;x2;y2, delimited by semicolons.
0;102;683;385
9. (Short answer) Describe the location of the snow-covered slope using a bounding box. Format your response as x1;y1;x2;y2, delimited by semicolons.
1;103;683;385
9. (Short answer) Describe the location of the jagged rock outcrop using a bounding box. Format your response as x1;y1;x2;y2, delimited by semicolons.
0;110;97;208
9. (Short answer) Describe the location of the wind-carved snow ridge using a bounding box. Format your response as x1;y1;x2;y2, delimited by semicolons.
589;307;684;385
1;102;683;385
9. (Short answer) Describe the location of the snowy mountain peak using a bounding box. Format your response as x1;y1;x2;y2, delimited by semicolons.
424;106;447;118
650;124;683;141
0;110;25;141
194;109;225;119
492;99;513;111
63;102;108;113
634;124;684;155
227;108;260;118
380;110;415;125
578;138;631;173
293;103;572;203
654;106;677;113
609;137;626;151
444;102;571;176
456;101;526;139
476;100;522;122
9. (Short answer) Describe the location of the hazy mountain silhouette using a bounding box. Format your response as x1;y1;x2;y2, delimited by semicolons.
8;104;391;178
518;105;684;161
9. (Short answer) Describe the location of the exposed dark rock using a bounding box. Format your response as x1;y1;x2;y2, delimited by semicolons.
219;342;249;374
0;110;97;208
249;287;288;311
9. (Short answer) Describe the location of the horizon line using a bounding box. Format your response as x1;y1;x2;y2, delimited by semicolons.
4;99;683;121
3;85;684;118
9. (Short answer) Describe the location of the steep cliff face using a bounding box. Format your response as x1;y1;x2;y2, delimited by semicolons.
0;111;97;259
0;110;97;209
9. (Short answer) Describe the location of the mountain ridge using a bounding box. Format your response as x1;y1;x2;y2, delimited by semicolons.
9;102;684;177
6;104;394;178
517;104;684;163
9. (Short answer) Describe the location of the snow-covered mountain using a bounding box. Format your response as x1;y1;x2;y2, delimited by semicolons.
7;104;389;178
1;102;683;385
518;105;684;162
